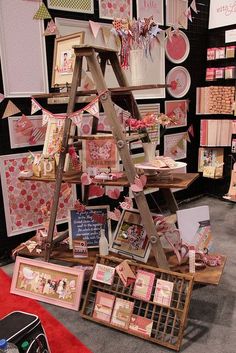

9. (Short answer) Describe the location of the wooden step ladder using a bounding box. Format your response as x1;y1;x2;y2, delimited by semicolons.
44;44;169;270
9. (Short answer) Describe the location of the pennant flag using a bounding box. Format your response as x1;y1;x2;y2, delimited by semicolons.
15;114;33;135
102;26;111;46
42;110;54;126
31;98;41;115
85;100;99;118
188;124;194;137
184;7;193;22
165;27;173;42
190;0;198;14
184;132;191;143
0;93;4;103
89;20;101;38
44;19;59;36
33;3;51;20
70;112;83;128
29;126;46;145
178;14;188;29
177;138;185;150
2;100;21;119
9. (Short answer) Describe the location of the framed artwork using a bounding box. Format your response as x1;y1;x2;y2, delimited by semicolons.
164;132;187;160
136;0;164;25
110;209;152;263
55;17;166;99
165;0;188;28
198;147;224;178
209;0;236;29
43;116;65;157
68;205;112;249
165;30;190;64
0;152;76;237
81;134;120;173
99;0;132;20
47;0;94;14
8;115;46;148
51;32;85;87
165;100;188;128
166;66;191;98
0;1;48;97
11;257;84;311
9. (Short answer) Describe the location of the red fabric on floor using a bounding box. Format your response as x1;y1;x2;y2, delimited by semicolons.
0;269;93;353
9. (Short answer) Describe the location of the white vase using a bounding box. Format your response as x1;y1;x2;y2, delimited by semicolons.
142;142;157;162
130;49;146;86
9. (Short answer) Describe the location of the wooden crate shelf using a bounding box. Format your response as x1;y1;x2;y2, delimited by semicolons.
81;256;194;351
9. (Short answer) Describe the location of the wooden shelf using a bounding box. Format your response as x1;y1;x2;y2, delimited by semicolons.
19;172;199;189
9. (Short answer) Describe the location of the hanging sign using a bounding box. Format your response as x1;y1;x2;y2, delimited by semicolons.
209;0;236;29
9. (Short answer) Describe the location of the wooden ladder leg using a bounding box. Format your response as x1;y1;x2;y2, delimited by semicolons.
86;50;169;270
44;55;83;262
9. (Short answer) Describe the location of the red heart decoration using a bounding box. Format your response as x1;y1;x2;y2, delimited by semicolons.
81;172;92;185
107;188;121;200
88;185;104;198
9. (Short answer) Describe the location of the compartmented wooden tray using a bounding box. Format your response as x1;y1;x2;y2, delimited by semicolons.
81;255;194;351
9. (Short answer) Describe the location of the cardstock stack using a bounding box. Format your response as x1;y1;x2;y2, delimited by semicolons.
200;119;232;146
196;86;235;114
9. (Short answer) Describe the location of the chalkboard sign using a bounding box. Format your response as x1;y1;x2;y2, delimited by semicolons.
68;206;111;249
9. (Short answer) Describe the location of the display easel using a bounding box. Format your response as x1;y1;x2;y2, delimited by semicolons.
43;44;170;269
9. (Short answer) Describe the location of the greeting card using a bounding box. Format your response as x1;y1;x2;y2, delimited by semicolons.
110;298;134;329
132;270;155;301
92;264;115;285
129;315;153;337
115;260;136;287
153;279;174;307
93;291;115;323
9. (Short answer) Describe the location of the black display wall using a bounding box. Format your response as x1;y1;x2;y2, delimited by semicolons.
0;0;210;256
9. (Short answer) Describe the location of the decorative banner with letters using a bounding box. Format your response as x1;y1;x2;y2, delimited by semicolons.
209;0;236;29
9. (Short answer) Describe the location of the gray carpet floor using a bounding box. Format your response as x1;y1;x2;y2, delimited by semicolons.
2;196;236;353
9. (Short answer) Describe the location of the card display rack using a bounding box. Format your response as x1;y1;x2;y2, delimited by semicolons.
81;255;194;351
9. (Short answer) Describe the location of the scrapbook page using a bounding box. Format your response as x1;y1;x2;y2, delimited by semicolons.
110;298;134;329
132;270;155;301
92;264;115;285
153;279;174;307
129;315;153;337
93;291;115;323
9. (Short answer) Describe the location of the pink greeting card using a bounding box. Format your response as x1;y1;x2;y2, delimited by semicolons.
132;270;155;301
129;315;153;337
153;279;174;307
92;264;115;285
93;291;115;323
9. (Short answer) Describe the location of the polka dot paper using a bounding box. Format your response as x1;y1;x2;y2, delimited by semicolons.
0;152;76;237
98;0;132;20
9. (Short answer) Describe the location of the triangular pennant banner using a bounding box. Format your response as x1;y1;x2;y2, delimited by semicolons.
85;100;99;118
165;27;173;42
0;93;4;103
43;19;59;36
89;20;101;38
31;98;42;115
33;3;51;20
178;14;188;29
190;0;198;14
184;132;191;143
70;112;83;128
2;100;21;119
188;124;194;137
42;110;54;126
177;138;185;150
29;126;46;145
102;26;111;45
184;7;193;22
15;114;33;135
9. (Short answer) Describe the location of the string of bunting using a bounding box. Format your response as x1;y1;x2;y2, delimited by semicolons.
31;93;103;127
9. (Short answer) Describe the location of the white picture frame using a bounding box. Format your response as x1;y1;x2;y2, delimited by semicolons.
136;0;164;25
0;0;48;97
47;0;94;14
55;17;166;99
209;0;236;29
8;115;46;149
